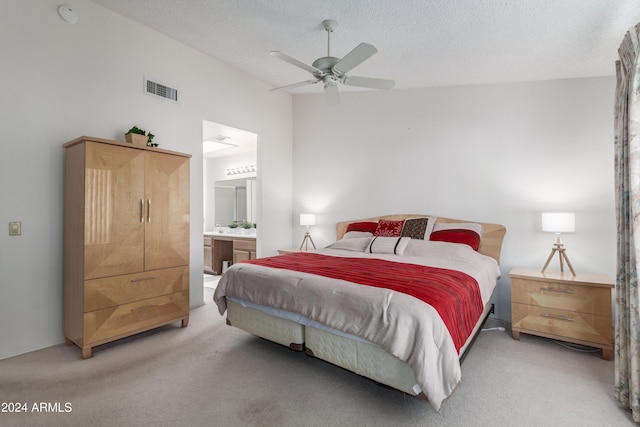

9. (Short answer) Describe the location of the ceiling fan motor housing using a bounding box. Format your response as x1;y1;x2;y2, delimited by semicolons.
311;56;342;78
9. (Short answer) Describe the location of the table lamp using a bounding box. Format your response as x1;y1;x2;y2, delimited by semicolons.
299;213;316;251
541;212;576;276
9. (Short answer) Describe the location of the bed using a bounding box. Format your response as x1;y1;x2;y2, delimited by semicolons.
213;214;506;410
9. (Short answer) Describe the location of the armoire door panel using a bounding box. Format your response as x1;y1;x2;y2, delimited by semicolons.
84;142;145;279
144;152;190;270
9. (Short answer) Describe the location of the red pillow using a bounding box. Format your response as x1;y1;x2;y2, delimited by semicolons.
374;220;405;237
429;229;481;251
346;221;378;233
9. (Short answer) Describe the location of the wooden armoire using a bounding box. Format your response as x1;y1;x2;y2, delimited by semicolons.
63;136;190;358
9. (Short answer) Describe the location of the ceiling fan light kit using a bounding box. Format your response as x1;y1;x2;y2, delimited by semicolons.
270;19;395;105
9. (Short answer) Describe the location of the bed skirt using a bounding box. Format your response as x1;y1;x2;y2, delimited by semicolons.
225;296;494;400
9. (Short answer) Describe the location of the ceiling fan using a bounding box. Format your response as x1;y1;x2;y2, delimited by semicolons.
269;20;395;105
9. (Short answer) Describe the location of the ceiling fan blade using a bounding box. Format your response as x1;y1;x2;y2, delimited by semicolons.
333;43;378;74
324;83;340;106
269;79;319;92
343;75;395;90
270;51;324;75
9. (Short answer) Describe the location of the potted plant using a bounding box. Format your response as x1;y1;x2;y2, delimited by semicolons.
240;220;253;234
147;132;158;147
125;126;148;145
125;126;158;147
228;221;239;234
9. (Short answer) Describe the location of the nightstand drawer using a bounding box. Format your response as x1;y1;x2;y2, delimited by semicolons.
278;249;301;255
512;302;612;346
511;278;611;316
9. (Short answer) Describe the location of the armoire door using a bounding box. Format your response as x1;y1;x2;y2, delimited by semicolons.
84;142;145;279
144;151;190;271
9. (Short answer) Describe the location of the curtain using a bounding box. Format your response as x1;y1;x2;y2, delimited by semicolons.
615;22;640;422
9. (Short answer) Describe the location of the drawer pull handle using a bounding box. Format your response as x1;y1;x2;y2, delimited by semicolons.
541;312;574;321
540;287;574;294
130;277;156;282
140;199;144;222
131;304;159;312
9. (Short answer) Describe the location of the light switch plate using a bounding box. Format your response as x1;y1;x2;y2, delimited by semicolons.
9;221;21;236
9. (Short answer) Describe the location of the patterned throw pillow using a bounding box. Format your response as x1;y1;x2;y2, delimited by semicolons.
374;220;405;237
401;217;431;240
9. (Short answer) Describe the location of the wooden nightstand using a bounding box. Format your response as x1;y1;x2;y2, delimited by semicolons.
277;248;316;255
509;267;614;360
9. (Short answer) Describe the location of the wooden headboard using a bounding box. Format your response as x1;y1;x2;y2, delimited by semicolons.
336;214;507;264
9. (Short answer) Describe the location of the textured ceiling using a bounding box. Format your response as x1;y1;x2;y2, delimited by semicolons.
91;0;640;93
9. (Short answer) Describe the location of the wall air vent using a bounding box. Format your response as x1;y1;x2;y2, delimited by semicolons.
144;77;178;103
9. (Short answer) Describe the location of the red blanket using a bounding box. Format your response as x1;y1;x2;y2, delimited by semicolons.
243;252;483;352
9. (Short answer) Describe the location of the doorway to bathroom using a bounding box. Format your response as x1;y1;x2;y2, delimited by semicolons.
202;120;258;293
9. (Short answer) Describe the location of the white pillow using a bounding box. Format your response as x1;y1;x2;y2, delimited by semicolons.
366;236;411;255
343;231;374;239
325;237;373;252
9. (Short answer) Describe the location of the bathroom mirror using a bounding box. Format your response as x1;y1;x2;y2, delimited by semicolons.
214;178;256;226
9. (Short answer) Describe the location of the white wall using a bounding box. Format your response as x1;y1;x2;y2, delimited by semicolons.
292;77;615;320
0;0;292;359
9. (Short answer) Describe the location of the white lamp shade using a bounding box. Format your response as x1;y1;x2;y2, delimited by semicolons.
300;213;316;226
541;212;575;233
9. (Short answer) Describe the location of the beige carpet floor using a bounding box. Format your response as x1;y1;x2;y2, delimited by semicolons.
0;286;634;427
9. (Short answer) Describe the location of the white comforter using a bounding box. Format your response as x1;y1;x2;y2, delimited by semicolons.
213;239;501;410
